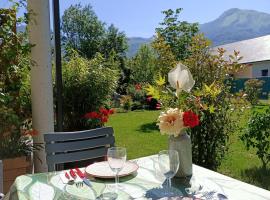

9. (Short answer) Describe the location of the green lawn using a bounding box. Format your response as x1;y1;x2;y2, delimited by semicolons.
107;107;270;190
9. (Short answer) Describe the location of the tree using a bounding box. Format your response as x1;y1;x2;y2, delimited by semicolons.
128;44;156;84
100;24;129;94
241;107;270;170
155;8;199;61
244;79;265;105
62;4;105;59
62;4;129;94
151;33;177;76
100;24;128;61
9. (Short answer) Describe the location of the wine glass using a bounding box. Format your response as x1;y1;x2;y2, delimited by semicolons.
107;147;127;191
158;150;179;195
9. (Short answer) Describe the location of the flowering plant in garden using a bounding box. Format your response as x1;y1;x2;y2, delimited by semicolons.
0;112;43;159
146;63;200;137
84;107;115;128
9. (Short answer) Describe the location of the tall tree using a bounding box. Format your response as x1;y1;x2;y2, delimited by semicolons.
62;4;105;59
128;44;156;84
100;24;128;60
155;8;199;61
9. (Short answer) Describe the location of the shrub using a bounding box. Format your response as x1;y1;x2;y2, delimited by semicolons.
244;79;265;105
127;84;146;103
61;52;119;131
0;2;41;159
120;95;133;111
240;107;270;169
183;34;245;170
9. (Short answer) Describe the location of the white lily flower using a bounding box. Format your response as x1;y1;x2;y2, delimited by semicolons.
168;63;195;94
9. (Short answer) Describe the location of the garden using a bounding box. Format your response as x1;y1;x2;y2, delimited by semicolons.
0;0;270;196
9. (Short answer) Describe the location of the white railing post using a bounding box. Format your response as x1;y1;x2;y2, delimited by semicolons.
27;0;54;173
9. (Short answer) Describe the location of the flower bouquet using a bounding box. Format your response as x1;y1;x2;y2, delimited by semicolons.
146;63;200;177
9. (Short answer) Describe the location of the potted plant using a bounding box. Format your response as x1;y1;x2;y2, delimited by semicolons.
0;103;42;193
0;2;39;193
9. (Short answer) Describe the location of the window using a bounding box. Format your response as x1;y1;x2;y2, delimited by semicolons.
261;69;268;77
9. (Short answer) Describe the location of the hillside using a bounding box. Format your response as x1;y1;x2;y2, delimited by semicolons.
127;8;270;55
200;8;270;46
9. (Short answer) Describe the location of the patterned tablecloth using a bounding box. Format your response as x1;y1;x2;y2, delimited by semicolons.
5;155;270;200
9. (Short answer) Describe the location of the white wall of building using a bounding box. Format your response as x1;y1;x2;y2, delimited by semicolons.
252;60;270;78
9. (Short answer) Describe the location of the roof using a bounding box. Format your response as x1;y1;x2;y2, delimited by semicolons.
212;35;270;64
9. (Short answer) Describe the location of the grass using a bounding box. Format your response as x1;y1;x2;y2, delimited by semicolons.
107;110;166;159
107;107;270;190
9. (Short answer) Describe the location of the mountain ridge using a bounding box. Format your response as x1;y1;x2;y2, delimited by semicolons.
128;8;270;57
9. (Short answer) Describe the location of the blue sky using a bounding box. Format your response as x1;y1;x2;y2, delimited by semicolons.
1;0;270;37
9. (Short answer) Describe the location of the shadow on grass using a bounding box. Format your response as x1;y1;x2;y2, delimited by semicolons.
241;166;270;190
138;122;159;133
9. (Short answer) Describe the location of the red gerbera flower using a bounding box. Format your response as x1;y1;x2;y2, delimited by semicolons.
183;110;200;128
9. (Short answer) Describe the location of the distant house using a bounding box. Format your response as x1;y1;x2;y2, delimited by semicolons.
213;35;270;78
213;35;270;98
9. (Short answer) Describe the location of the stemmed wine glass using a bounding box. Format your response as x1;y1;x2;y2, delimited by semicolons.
107;147;127;191
158;150;179;195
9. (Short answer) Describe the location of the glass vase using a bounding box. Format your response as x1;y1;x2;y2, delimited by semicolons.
168;131;192;177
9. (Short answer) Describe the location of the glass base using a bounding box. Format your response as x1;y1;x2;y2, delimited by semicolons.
98;192;118;200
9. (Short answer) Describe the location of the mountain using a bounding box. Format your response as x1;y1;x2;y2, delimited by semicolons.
127;37;152;57
127;8;270;55
200;8;270;46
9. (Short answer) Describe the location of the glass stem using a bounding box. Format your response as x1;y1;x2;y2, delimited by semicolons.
167;178;171;193
115;172;119;191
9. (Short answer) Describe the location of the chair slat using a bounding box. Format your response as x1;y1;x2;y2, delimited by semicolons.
45;135;114;154
44;127;115;172
44;127;113;142
46;147;107;166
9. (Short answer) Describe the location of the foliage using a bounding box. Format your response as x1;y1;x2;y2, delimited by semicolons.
155;8;199;61
184;34;246;169
244;79;265;105
62;4;105;59
62;4;129;94
0;1;40;159
120;95;133;111
127;84;146;103
61;51;119;131
151;33;177;76
240;107;270;169
128;45;157;84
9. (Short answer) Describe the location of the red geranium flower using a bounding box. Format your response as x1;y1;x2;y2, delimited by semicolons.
85;111;100;119
101;116;108;123
183;110;200;128
99;108;109;116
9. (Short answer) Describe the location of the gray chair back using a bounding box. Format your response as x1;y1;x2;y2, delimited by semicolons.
0;160;3;193
44;127;115;172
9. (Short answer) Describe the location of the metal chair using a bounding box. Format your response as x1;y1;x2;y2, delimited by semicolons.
44;127;115;172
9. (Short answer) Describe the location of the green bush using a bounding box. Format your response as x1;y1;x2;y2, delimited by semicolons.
183;34;246;170
240;107;270;169
244;79;265;105
61;52;119;130
127;84;146;103
120;95;133;111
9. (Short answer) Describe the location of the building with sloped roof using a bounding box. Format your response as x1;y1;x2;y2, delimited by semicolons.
213;35;270;78
213;35;270;98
